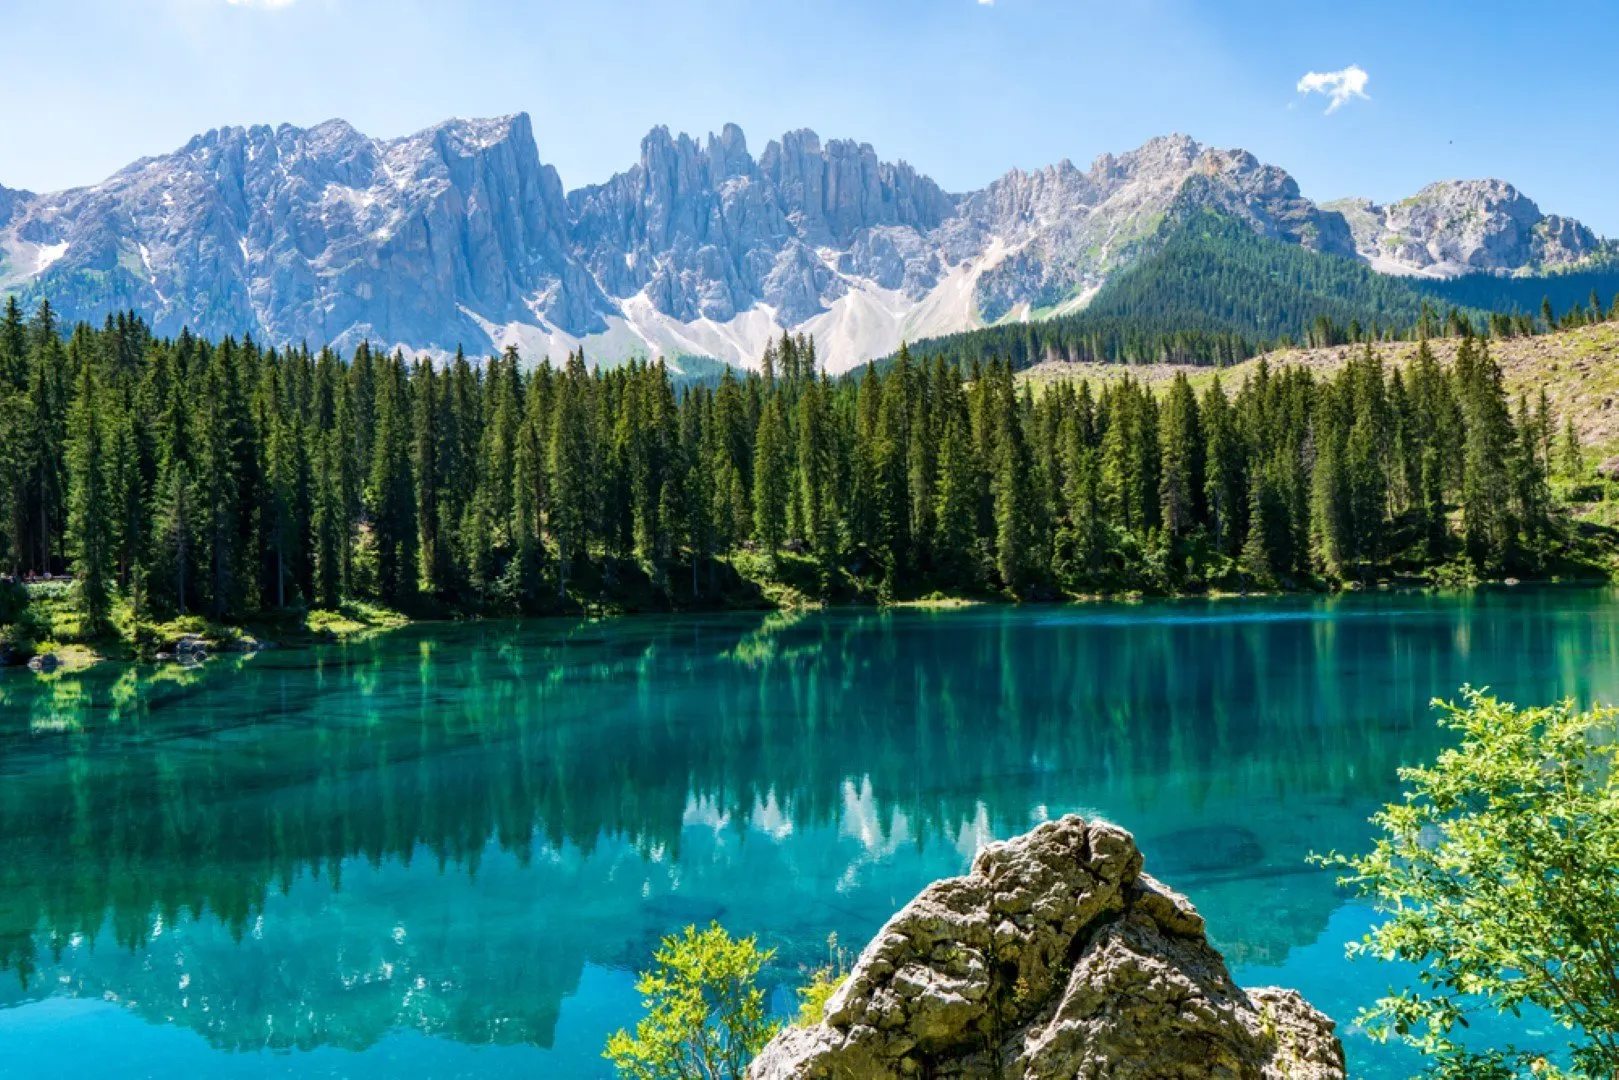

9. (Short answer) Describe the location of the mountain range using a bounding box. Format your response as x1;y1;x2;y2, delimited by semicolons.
0;113;1611;373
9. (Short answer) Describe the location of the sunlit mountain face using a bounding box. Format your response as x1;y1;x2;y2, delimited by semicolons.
2;117;1608;374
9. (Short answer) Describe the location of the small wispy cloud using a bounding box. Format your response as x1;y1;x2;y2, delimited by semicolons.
225;0;298;7
1296;65;1369;114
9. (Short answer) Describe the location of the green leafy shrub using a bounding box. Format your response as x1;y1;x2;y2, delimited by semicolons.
1320;689;1619;1078
604;923;779;1080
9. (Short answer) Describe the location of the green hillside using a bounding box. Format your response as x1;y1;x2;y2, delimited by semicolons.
894;214;1618;375
900;211;1438;370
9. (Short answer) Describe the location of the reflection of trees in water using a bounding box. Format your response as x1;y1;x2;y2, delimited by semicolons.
1;591;1616;1051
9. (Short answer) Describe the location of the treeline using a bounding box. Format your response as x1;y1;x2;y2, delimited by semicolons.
895;212;1617;371
1415;265;1619;322
0;294;1589;633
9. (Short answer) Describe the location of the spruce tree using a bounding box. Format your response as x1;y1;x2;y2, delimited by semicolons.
413;359;445;596
548;351;593;595
751;395;789;557
366;353;418;604
1560;415;1584;479
151;364;196;616
65;365;113;631
1309;400;1350;578
1158;373;1203;541
795;380;837;577
1455;337;1517;572
1201;379;1242;556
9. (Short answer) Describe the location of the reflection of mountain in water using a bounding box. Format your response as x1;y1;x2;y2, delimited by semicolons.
3;591;1619;1054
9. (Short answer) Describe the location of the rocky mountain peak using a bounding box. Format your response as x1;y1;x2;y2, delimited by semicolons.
2;118;1608;372
1105;131;1204;180
1325;176;1607;277
0;184;29;230
705;122;752;177
418;112;534;153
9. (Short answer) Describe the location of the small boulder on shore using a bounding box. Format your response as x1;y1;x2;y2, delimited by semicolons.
750;815;1344;1080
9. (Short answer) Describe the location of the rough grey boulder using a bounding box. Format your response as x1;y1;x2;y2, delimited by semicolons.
749;816;1344;1080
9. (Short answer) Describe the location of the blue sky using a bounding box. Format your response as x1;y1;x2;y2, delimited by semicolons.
3;0;1615;234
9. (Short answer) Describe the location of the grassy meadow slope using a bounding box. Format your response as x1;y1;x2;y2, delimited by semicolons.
1024;322;1619;453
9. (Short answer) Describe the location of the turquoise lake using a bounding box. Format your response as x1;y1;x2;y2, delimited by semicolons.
3;589;1617;1078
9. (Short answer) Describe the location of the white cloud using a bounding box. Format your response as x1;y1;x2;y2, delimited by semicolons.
1296;64;1369;114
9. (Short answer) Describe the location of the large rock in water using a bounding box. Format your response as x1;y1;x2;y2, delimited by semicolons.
749;816;1344;1079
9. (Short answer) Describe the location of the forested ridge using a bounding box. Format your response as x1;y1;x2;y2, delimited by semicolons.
1413;263;1619;318
0;290;1609;650
894;211;1619;371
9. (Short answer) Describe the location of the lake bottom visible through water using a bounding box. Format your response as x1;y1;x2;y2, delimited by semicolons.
4;588;1616;1078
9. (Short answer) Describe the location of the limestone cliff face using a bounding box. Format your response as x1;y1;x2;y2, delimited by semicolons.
1324;180;1607;278
1;116;1608;372
566;124;954;327
0;114;601;353
748;816;1345;1080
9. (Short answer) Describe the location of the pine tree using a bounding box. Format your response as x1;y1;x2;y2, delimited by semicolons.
1241;463;1285;586
1455;337;1517;572
367;353;418;604
1201;379;1242;556
195;341;249;618
105;385;148;620
151;363;196;616
310;427;346;609
25;313;68;574
1309;400;1350;578
1100;379;1158;537
848;364;881;549
1158;373;1203;541
65;365;113;631
1055;395;1106;589
872;359;913;582
795;380;837;577
506;415;547;606
751;395;789;556
1511;393;1551;562
412;359;446;596
990;366;1033;594
932;410;978;588
1560;415;1584;479
548;351;593;595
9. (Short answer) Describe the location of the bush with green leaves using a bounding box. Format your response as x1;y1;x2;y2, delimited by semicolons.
604;923;780;1080
1321;689;1619;1078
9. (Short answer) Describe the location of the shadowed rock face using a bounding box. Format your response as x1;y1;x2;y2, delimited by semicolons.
748;816;1345;1080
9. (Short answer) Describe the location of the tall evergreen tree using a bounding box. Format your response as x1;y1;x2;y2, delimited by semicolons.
65;365;113;630
751;395;789;556
367;353;418;604
1158;373;1203;541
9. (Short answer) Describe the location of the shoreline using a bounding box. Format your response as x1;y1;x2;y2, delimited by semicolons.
6;571;1609;679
